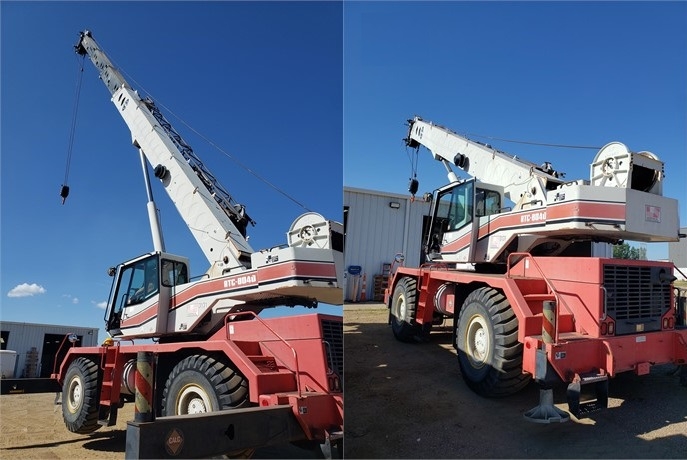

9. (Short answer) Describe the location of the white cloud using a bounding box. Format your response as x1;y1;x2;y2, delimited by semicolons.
7;283;46;298
93;300;107;310
62;294;80;304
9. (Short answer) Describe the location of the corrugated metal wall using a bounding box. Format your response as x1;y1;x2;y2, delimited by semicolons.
669;227;687;269
344;187;431;302
0;322;99;379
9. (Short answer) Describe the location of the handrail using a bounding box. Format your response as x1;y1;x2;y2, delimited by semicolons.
224;312;302;398
600;286;608;321
99;339;122;371
322;340;337;376
671;264;686;327
52;333;78;376
419;262;451;272
505;252;573;344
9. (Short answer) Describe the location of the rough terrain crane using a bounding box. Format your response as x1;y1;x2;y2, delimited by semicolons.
387;115;687;422
3;30;344;458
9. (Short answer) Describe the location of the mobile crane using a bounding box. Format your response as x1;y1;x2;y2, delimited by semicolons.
387;116;687;422
44;30;344;457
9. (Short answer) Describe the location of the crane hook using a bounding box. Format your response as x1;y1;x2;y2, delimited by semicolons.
60;185;70;205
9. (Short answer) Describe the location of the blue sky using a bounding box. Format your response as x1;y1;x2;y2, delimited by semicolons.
344;1;687;261
2;1;686;340
1;1;343;340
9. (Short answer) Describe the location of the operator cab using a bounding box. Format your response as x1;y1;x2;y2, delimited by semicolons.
105;252;190;336
425;179;506;262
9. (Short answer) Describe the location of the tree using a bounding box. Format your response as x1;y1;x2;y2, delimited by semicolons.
613;242;647;260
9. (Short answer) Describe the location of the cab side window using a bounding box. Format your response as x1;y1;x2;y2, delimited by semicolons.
161;259;189;287
475;188;501;217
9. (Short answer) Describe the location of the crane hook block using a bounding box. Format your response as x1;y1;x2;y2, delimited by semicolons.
408;178;419;196
60;185;70;205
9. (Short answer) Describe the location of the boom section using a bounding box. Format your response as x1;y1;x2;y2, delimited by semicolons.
76;30;253;276
412;116;680;265
406;116;564;209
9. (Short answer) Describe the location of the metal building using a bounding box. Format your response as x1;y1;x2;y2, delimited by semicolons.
670;226;687;279
0;321;99;379
344;186;431;302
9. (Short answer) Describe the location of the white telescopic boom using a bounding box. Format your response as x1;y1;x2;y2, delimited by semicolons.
76;30;254;275
406;116;564;209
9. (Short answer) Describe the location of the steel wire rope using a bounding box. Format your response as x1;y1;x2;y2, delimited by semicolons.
461;132;601;151
405;121;422;198
107;57;314;214
406;143;420;194
60;54;86;204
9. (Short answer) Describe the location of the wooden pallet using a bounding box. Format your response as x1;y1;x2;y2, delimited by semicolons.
23;347;38;378
373;274;389;301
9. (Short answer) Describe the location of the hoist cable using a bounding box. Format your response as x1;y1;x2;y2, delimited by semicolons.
463;132;601;151
162;107;314;213
109;58;313;213
406;145;419;179
404;121;419;188
60;54;85;203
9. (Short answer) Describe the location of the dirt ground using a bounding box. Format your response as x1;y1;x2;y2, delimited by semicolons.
343;303;687;459
0;392;129;460
0;392;321;459
2;305;685;459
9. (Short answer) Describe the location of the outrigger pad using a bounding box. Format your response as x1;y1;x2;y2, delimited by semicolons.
523;388;570;424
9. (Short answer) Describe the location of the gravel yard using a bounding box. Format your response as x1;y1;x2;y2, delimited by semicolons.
0;393;322;459
344;303;687;459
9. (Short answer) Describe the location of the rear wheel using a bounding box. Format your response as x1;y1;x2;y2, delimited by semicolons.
456;287;531;397
62;357;101;434
161;354;249;415
390;277;423;342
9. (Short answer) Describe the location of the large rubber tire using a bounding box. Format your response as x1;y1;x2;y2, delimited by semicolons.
162;355;253;458
390;277;422;342
62;357;101;434
161;354;250;416
456;287;531;397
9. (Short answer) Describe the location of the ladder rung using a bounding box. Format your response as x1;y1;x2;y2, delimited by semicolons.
523;293;556;301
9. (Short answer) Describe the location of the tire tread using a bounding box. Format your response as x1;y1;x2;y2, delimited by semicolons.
457;287;531;397
62;357;101;434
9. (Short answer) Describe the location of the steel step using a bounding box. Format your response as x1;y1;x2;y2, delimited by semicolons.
566;372;609;419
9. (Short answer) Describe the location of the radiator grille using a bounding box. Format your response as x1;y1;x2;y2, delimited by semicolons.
321;319;343;386
603;264;671;335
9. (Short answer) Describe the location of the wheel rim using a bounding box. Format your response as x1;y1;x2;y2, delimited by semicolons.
465;314;490;368
176;384;212;414
66;375;83;414
395;293;407;320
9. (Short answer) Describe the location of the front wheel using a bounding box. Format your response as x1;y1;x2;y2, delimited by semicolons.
390;277;424;342
456;287;531;397
62;357;101;434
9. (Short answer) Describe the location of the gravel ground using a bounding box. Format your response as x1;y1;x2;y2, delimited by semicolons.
344;303;687;459
0;392;323;459
1;303;685;459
